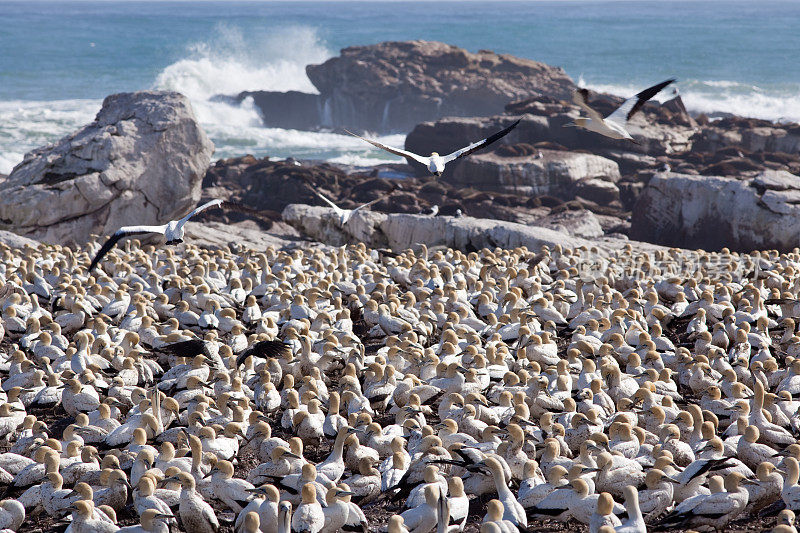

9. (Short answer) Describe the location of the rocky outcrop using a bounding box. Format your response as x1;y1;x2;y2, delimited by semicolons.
207;155;630;232
0;230;40;249
691;116;800;156
229;91;321;131
531;210;604;239
0;91;213;245
283;203;666;254
404;101;695;179
183;220;307;251
232;41;575;133
631;170;800;251
449;149;620;201
282;204;591;251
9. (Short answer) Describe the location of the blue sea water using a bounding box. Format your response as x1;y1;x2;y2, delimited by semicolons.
0;0;798;173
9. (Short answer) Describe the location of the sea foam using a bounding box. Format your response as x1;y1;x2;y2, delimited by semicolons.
152;24;402;163
585;79;800;123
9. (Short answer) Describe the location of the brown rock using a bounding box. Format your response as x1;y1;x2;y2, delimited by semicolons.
306;40;575;132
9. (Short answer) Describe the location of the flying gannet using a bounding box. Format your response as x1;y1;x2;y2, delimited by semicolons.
345;119;520;176
313;191;386;225
567;79;676;143
88;199;255;271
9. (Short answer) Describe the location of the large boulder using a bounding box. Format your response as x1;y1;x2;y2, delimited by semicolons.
691;116;800;155
282;204;591;251
0;230;40;249
631;170;800;251
449;149;620;201
0;91;213;245
283;203;667;254
183;220;305;252
207;155;622;228
236;41;575;133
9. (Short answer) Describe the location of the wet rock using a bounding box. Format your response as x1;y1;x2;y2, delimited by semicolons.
234;40;575;133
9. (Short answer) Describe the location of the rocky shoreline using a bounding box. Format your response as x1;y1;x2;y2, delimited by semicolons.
0;39;799;254
1;39;800;533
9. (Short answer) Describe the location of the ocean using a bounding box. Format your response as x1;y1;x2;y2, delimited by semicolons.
1;0;798;174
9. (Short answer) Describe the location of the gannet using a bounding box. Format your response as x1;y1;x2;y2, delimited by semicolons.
568;79;675;142
165;471;220;533
615;485;645;533
68;500;118;533
657;473;750;530
345;120;520;177
118;508;175;533
313;190;385;226
88;199;253;271
399;484;440;533
0;499;25;531
319;487;350;533
291;483;324;533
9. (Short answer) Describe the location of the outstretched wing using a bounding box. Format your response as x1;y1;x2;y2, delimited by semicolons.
236;339;292;367
179;199;268;225
344;130;430;165
88;225;166;272
158;339;208;358
179;199;224;225
572;88;605;122
314;190;346;216
352;194;388;214
442;119;521;163
606;78;676;125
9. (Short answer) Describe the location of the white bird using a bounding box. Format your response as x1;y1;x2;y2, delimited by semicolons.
567;79;675;142
166;472;219;533
615;485;646;533
0;499;25;531
89;199;254;271
345;119;520;176
313;191;385;226
292;483;324;533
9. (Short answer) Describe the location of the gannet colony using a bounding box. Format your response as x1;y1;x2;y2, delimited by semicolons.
0;73;799;533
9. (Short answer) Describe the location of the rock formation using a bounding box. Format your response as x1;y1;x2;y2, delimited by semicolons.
0;230;40;249
204;155;631;235
632;170;800;252
230;40;575;133
0;91;213;245
450;148;620;200
282;203;665;255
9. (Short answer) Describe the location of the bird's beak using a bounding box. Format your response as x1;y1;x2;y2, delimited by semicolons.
284;452;301;459
563;122;576;128
664;476;681;484
629;138;641;145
